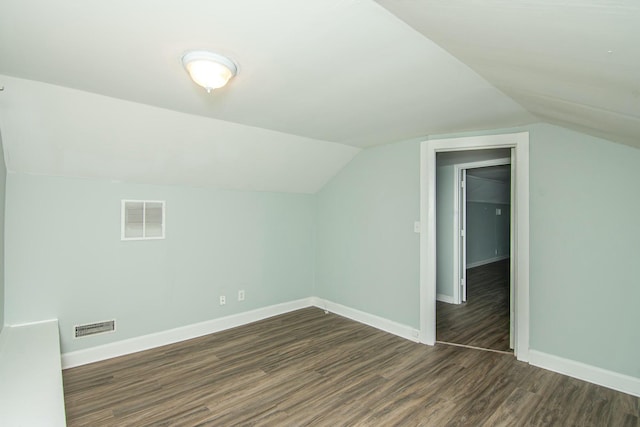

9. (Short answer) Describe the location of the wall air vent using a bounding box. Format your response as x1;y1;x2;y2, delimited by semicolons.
74;320;116;338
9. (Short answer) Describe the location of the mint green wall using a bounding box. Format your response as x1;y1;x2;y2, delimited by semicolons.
435;162;454;298
529;124;640;378
466;176;510;267
466;202;510;266
0;135;5;331
315;141;421;327
5;174;315;352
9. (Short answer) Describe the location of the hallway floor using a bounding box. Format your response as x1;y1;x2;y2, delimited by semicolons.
437;259;511;352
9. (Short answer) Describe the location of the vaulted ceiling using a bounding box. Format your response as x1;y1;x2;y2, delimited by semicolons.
376;0;640;148
0;0;637;193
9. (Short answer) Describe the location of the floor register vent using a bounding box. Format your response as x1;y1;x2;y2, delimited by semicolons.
74;320;116;338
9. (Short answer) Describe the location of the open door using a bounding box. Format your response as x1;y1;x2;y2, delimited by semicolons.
509;154;516;349
451;158;513;349
460;168;467;302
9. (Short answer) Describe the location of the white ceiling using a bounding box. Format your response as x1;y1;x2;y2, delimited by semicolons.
0;76;359;193
0;0;534;147
0;0;637;192
376;0;640;148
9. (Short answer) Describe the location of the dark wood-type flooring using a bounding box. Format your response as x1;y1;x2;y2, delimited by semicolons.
63;307;639;426
437;259;511;352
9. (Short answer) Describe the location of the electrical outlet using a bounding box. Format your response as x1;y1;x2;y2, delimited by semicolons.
238;290;245;301
219;295;226;305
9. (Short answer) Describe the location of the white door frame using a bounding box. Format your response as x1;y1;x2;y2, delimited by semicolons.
452;158;511;305
419;132;530;362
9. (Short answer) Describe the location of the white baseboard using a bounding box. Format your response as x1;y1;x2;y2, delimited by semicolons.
310;297;420;343
62;298;314;369
60;299;640;399
529;350;640;398
436;293;456;304
63;297;420;369
467;255;509;269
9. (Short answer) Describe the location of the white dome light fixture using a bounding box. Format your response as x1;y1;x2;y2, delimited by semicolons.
182;50;238;93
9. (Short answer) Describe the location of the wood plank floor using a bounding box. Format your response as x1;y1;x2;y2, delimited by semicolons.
63;307;639;426
437;259;511;352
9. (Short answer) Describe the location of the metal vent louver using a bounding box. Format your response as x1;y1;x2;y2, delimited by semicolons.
74;320;115;338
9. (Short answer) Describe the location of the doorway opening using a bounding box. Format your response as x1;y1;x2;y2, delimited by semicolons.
436;159;512;353
419;132;530;362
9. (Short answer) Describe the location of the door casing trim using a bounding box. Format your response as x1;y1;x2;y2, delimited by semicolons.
419;131;529;361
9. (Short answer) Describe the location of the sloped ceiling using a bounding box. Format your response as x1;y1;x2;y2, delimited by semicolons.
376;0;640;148
0;76;359;193
0;0;636;192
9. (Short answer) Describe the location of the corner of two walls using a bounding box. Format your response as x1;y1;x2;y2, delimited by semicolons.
315;140;421;329
3;132;422;359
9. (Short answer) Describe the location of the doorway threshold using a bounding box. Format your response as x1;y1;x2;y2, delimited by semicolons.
436;340;514;356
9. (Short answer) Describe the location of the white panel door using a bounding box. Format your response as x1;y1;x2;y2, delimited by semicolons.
460;169;467;302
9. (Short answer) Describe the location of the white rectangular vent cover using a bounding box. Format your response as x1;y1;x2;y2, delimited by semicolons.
74;320;115;338
121;200;165;240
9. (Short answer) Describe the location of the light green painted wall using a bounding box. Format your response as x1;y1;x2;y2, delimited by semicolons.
466;175;510;267
466;202;510;266
529;124;640;378
435;162;454;297
0;135;5;331
316;140;421;327
5;174;315;352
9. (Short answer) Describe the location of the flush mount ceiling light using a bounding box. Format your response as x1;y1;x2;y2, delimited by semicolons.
181;50;238;93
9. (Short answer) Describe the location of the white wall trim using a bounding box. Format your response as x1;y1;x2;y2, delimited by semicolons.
529;350;640;398
59;294;639;398
63;297;421;369
466;255;509;269
421;132;530;361
311;297;420;342
62;298;314;368
436;293;456;304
